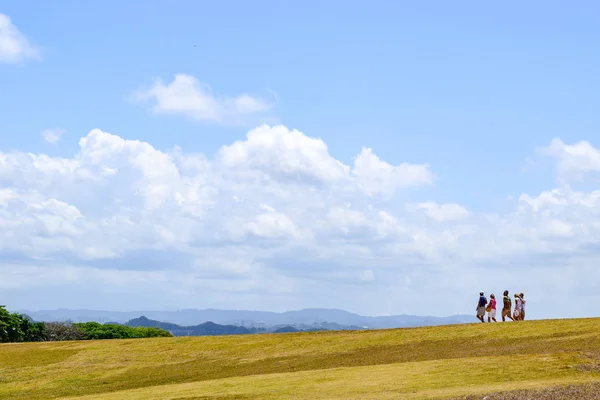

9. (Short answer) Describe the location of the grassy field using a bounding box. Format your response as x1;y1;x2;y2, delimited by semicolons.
1;318;600;399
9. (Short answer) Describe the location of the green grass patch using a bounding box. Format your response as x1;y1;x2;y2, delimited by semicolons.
0;343;80;369
1;318;600;399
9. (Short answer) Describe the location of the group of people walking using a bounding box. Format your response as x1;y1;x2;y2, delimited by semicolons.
476;290;525;323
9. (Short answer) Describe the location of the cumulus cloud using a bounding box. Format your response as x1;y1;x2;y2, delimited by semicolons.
0;13;39;63
353;148;433;195
408;202;469;222
2;125;600;318
133;74;273;125
539;138;600;181
41;128;66;144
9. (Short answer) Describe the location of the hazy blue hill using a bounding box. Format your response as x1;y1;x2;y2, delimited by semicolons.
125;316;259;336
126;316;180;330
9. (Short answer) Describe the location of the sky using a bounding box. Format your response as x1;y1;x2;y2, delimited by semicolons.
1;1;600;320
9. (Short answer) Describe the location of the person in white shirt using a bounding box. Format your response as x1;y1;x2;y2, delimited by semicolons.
518;293;526;320
513;293;522;321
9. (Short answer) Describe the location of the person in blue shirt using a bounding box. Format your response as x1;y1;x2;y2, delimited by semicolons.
476;291;487;323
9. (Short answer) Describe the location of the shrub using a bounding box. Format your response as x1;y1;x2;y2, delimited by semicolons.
1;306;171;342
45;321;86;341
74;322;172;340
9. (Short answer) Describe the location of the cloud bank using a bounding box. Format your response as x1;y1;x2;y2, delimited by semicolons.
1;125;599;318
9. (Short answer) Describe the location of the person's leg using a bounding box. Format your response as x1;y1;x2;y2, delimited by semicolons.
479;308;486;323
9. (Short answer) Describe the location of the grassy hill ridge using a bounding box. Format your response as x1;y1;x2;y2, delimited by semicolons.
1;318;599;399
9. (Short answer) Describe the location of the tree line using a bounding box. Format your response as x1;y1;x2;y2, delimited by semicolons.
0;306;172;343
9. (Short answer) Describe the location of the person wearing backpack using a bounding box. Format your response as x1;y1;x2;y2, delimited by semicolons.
501;290;514;322
476;291;487;323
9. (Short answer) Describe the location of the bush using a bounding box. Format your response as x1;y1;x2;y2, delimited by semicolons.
74;322;172;340
1;306;171;342
45;321;86;341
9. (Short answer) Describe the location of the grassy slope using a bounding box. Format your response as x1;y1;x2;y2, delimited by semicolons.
0;318;599;399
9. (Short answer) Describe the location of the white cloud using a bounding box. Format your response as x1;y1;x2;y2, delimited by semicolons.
0;13;39;63
41;128;66;144
409;202;469;222
244;212;302;239
539;138;600;181
2;127;600;319
133;74;273;125
353;148;433;195
218;125;350;184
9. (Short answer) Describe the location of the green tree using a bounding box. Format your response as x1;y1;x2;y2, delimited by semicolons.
73;322;172;340
24;321;48;342
0;305;25;342
1;306;170;343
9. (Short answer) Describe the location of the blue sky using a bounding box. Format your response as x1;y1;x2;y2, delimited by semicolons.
2;2;600;319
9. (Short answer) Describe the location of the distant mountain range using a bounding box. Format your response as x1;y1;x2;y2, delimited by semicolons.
19;308;474;330
124;316;358;336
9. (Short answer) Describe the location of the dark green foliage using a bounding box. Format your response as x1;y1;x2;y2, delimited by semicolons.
1;305;22;342
74;321;172;340
24;321;48;342
0;306;170;342
1;305;47;343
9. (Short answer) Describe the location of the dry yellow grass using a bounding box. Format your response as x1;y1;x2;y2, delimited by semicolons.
1;318;599;399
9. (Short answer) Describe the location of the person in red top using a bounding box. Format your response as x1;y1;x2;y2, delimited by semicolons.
487;293;497;322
